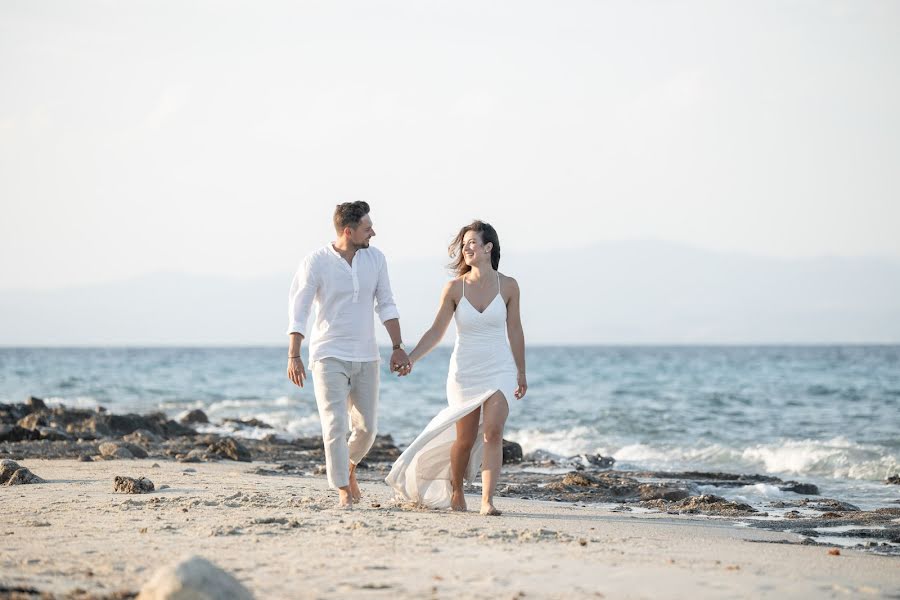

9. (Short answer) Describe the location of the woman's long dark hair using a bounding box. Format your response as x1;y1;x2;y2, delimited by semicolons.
448;220;500;277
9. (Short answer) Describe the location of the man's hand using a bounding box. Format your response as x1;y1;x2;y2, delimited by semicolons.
390;349;412;376
287;356;307;387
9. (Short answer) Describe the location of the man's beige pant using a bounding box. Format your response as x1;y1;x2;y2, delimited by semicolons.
311;358;380;489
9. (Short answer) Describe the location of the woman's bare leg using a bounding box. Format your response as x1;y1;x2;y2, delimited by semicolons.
480;392;509;516
450;406;481;511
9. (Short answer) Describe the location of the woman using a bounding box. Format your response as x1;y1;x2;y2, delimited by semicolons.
386;220;527;515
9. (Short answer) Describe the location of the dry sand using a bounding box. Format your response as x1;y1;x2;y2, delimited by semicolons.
2;459;898;599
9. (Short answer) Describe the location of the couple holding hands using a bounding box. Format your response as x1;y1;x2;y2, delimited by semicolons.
287;201;527;514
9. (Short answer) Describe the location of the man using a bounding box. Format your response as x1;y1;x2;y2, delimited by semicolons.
287;201;411;508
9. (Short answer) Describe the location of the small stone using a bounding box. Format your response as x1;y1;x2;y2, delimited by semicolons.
136;555;253;600
780;482;820;495
502;439;523;464
828;548;841;556
638;483;690;502
114;476;155;494
180;409;209;425
122;442;149;459
124;429;163;445
886;474;900;485
178;449;204;463
577;453;616;469
206;438;251;462
100;442;136;460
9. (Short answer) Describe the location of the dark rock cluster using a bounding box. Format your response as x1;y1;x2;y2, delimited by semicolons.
0;459;45;486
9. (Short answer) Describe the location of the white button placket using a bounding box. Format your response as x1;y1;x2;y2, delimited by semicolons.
351;256;360;303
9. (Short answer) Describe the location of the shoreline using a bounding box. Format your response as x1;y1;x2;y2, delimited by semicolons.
3;458;900;599
3;399;900;557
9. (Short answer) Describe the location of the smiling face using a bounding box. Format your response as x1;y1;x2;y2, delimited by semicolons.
462;230;492;267
347;214;375;249
448;220;500;276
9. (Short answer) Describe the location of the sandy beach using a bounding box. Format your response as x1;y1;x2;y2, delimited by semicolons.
2;458;898;599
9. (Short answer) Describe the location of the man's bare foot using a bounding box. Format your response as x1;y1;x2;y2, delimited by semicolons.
450;488;467;512
349;464;362;502
337;488;353;509
480;501;501;516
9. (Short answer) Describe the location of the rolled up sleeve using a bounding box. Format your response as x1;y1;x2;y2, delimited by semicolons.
374;256;400;323
287;256;318;336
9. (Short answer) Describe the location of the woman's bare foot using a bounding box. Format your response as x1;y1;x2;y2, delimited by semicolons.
480;501;501;516
450;488;467;512
349;464;362;502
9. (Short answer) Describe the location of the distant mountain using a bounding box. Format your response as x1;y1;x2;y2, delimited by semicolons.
2;241;899;345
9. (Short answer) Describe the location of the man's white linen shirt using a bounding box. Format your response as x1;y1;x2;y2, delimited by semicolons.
287;244;400;364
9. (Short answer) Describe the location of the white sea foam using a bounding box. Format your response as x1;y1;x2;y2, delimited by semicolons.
283;414;322;438
274;396;292;407
509;426;605;457
44;396;100;409
160;400;206;411
206;399;263;412
740;437;900;481
704;483;787;508
510;426;900;482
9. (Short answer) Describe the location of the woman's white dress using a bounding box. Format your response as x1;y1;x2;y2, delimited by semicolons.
385;272;518;508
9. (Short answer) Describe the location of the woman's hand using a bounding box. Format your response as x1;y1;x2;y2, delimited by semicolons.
514;371;527;400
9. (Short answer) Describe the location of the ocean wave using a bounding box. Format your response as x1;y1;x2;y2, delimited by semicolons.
190;411;321;442
510;427;900;481
616;438;900;481
44;396;101;409
192;422;272;440
206;398;265;412
509;426;604;458
740;437;900;481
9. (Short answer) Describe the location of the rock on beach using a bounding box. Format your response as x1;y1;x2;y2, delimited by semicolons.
100;441;150;460
0;459;45;485
206;438;251;462
642;494;759;517
114;475;155;494
136;555;253;600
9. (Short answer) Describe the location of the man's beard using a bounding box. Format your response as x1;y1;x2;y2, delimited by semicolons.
354;239;370;249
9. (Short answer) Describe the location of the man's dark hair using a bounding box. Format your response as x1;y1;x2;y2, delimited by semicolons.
333;201;370;233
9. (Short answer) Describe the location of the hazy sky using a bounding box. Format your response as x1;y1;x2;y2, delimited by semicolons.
2;1;899;290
